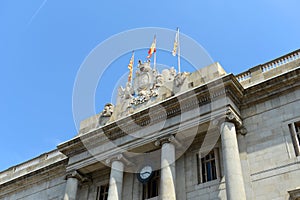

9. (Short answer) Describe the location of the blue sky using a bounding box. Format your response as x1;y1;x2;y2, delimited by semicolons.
1;0;300;171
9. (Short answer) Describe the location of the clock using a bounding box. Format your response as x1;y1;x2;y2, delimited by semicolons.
137;165;154;184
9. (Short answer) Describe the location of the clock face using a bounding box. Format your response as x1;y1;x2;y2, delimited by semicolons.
137;165;153;183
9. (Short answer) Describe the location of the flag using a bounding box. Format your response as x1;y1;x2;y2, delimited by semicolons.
128;51;134;82
147;35;156;59
172;28;179;56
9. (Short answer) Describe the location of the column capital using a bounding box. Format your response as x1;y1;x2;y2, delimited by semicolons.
288;188;300;200
224;108;242;126
213;108;247;135
65;170;89;182
155;135;182;148
105;153;132;166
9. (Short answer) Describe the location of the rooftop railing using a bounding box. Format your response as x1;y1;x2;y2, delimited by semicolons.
236;49;300;85
261;51;300;72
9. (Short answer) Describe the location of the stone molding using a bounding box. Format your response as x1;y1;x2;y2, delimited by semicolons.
155;135;182;148
0;150;67;185
0;160;67;197
105;154;132;166
58;74;244;158
65;170;89;182
213;107;247;135
242;66;300;108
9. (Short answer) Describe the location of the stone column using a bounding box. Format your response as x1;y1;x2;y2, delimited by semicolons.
106;154;127;200
63;171;84;200
220;109;247;200
155;135;177;200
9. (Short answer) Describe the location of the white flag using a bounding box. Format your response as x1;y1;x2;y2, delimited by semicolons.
172;28;179;56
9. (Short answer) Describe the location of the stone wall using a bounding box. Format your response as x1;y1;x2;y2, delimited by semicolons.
1;176;66;200
0;150;68;200
241;87;300;199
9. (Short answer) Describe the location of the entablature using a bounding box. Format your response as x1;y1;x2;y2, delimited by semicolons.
57;74;245;173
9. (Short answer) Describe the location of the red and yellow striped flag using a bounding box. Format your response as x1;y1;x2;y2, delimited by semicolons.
147;35;156;59
128;51;134;82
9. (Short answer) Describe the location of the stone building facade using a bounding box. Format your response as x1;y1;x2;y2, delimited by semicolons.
1;49;300;200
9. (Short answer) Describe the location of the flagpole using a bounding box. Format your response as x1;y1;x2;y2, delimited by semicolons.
154;49;156;70
131;51;134;85
177;28;181;73
154;35;157;70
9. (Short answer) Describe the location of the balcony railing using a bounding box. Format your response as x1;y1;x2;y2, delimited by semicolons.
236;49;300;84
236;71;251;82
261;51;300;72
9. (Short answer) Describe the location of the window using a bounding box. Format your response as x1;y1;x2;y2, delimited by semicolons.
96;184;109;200
143;171;160;200
197;148;220;184
289;121;300;156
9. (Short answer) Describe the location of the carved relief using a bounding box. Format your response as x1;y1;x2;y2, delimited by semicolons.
131;62;160;106
174;72;190;87
102;103;114;117
112;60;190;119
162;67;176;82
118;82;134;100
213;108;247;135
225;109;242;128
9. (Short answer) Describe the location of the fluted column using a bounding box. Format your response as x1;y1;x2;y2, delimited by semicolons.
106;154;129;200
155;135;177;200
63;171;84;200
220;109;247;200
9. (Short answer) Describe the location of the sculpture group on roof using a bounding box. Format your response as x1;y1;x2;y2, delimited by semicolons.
98;29;190;126
98;59;190;126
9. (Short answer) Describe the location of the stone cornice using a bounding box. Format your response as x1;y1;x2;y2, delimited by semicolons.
59;68;300;160
0;159;67;197
242;66;300;108
0;150;67;186
105;154;132;166
155;135;183;149
212;106;247;135
66;170;90;182
57;74;244;159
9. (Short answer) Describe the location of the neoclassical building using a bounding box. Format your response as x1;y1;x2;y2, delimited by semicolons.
1;49;300;200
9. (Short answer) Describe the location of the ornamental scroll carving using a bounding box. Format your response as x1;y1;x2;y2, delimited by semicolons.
213;108;247;135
